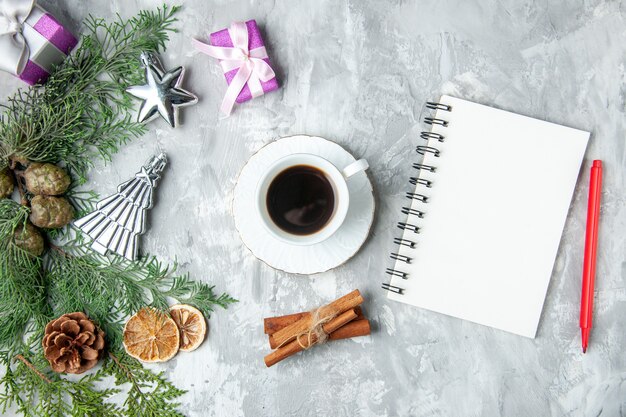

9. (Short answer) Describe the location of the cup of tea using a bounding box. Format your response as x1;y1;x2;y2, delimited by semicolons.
256;153;369;245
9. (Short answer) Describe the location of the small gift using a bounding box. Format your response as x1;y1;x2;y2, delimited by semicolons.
0;0;78;85
193;20;278;116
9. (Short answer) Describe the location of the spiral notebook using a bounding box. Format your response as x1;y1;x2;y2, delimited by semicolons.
383;95;589;338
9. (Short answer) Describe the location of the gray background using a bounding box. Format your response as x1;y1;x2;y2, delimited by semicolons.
1;0;625;416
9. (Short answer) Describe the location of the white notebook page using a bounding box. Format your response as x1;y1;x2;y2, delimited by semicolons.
387;95;589;338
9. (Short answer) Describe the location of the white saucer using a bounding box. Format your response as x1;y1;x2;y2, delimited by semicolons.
233;135;375;274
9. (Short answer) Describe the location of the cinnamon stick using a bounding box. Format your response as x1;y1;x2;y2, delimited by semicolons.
264;309;358;367
328;319;370;340
264;306;364;336
264;312;307;335
267;317;370;348
268;289;364;349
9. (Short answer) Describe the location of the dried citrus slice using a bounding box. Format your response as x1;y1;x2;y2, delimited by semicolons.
123;307;180;362
169;304;207;352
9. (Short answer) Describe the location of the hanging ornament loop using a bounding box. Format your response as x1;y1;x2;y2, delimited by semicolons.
146;152;167;174
137;152;167;187
192;21;275;116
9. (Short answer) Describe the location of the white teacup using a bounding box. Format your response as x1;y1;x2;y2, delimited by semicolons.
256;154;369;245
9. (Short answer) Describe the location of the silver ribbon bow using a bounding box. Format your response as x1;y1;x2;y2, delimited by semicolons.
0;0;35;76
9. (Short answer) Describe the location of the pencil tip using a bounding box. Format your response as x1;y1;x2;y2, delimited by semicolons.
583;347;587;354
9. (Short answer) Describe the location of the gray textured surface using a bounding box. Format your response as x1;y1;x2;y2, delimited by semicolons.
1;1;625;416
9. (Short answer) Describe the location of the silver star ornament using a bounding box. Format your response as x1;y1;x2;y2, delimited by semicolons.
126;52;198;127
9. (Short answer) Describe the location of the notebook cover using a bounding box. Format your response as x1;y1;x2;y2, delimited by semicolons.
387;95;589;338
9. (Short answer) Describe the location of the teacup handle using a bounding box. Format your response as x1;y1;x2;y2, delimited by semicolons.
342;159;369;179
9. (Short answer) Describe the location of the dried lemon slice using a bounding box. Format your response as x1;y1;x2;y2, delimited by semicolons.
169;304;207;352
123;307;180;362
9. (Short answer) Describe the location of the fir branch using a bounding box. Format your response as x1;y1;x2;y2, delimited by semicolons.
44;251;236;347
107;351;186;417
65;188;98;219
0;350;123;417
0;245;48;351
0;198;29;236
0;352;28;415
0;6;237;417
0;5;181;181
2;348;189;416
0;200;48;350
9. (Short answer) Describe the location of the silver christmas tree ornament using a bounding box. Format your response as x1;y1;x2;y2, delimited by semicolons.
126;52;198;127
74;153;168;261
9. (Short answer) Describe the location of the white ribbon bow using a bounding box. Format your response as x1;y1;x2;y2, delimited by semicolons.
0;0;35;76
192;21;275;116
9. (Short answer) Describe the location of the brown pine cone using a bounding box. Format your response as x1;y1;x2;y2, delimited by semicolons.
13;223;44;256
43;312;106;374
30;195;74;229
23;162;70;195
0;168;14;198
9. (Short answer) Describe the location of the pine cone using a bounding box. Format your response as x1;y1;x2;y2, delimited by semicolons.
43;312;106;374
30;195;74;229
23;163;70;196
0;168;14;198
13;223;44;256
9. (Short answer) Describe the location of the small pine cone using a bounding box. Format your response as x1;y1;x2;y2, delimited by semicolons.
43;312;106;374
0;168;14;198
13;223;44;256
30;195;74;229
23;163;70;196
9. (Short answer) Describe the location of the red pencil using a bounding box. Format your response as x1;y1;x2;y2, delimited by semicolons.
580;160;602;353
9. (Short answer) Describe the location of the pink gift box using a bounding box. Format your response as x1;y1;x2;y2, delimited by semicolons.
209;20;278;104
14;5;78;85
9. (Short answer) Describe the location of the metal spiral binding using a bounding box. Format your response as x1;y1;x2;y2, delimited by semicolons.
412;162;436;172
426;102;452;111
393;237;416;248
397;222;420;233
416;146;441;157
386;268;407;279
382;283;404;294
406;192;428;203
401;206;424;218
424;117;448;127
390;253;412;264
420;131;445;142
382;100;451;294
409;177;432;187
